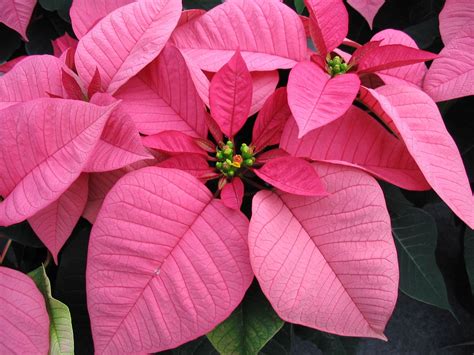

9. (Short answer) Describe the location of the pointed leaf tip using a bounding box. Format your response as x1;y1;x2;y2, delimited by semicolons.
210;50;253;138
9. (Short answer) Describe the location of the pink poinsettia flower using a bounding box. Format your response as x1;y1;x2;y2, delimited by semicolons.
83;47;399;353
289;0;437;138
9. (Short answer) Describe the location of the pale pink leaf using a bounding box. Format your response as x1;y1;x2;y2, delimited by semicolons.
221;178;244;210
439;0;474;45
249;162;398;339
423;25;474;102
0;99;116;226
171;0;307;71
0;55;66;110
142;130;207;157
28;174;89;264
0;267;50;354
347;0;385;28
254;156;327;196
0;55;26;73
70;0;136;39
158;154;216;181
0;0;36;40
52;33;78;57
75;0;182;94
373;85;474;228
249;71;279;116
210;50;252;138
87;167;253;353
288;61;360;137
305;0;348;56
85;93;153;172
280;107;430;190
252;88;292;152
356;44;437;74
115;45;208;137
371;29;428;87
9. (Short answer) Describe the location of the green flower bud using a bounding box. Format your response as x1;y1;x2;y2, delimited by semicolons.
216;151;224;160
244;158;254;167
227;170;235;177
216;162;223;169
333;56;342;65
333;64;340;73
224;148;233;156
226;140;234;149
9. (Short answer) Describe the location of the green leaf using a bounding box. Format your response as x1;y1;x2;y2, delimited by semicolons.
29;264;74;355
392;207;452;313
464;228;474;294
294;0;306;14
207;283;284;355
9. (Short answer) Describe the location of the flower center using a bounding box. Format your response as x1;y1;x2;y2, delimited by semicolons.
327;55;349;76
215;141;255;177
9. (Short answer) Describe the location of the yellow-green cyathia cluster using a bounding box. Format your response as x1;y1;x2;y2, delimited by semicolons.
215;141;256;177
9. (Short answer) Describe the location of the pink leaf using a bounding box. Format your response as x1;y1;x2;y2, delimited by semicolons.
158;154;216;181
87;167;253;353
371;85;474;228
252;88;292;152
70;0;136;39
29;174;89;264
52;33;78;57
347;0;385;28
249;71;279;116
280;107;430;190
142;130;207;157
176;9;205;27
423;25;474;102
85;93;153;172
256;148;289;163
288;61;360;137
115;45;208;137
0;55;26;73
0;267;49;354
356;44;437;74
248;162;398;339
254;156;327;196
0;99;116;226
371;29;428;87
75;0;182;94
0;0;36;40
221;178;244;210
305;0;348;56
61;68;86;100
0;55;66;110
210;50;252;138
348;40;383;67
83;171;127;224
439;0;474;45
171;0;307;71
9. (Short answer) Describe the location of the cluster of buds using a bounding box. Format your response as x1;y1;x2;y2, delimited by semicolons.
327;55;349;76
215;141;256;177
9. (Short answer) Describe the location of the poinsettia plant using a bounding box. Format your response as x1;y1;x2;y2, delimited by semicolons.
0;0;473;353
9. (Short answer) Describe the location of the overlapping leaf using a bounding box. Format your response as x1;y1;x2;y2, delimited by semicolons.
423;25;474;102
115;45;208;137
29;174;89;264
439;0;474;45
0;99;116;226
249;162;398;339
347;0;385;28
0;267;50;354
171;0;307;71
75;0;182;93
221;178;244;210
288;61;360;137
87;167;253;353
0;55;66;110
70;0;136;39
369;85;474;228
280;106;430;190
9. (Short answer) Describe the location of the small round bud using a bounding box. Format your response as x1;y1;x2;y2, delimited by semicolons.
226;140;234;148
216;151;224;160
216;162;223;169
224;148;233;156
228;170;235;177
244;158;254;167
333;56;342;65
